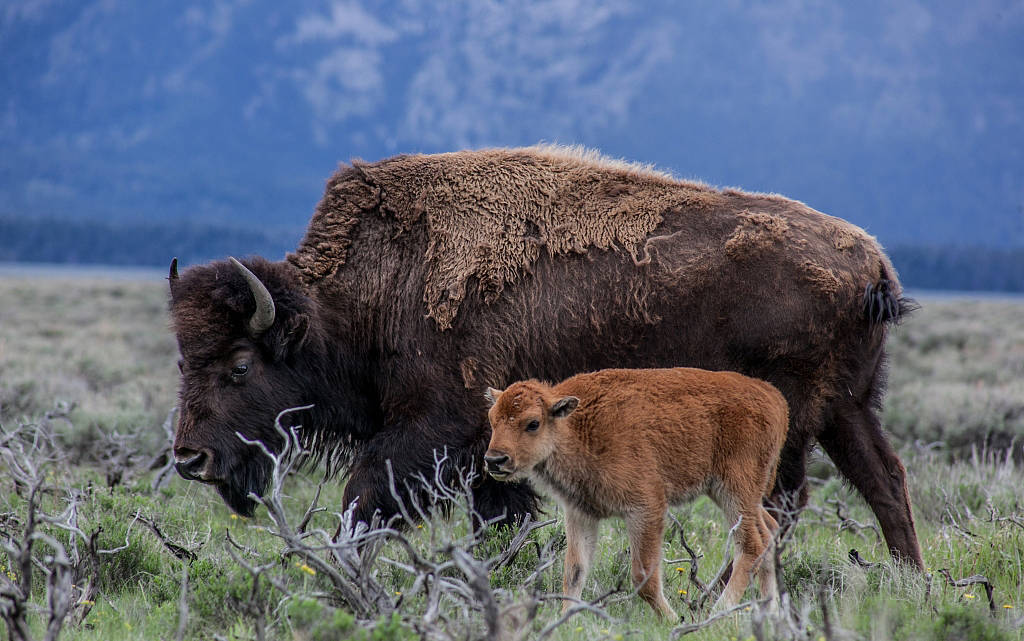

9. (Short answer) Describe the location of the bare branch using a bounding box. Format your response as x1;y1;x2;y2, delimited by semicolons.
174;560;189;641
670;599;763;638
534;585;623;641
151;406;179;491
848;548;878;569
937;568;996;612
138;514;199;562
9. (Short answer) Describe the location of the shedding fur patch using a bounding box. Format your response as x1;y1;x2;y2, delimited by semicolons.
801;260;842;301
292;146;716;329
724;211;791;259
460;357;480;389
826;222;864;251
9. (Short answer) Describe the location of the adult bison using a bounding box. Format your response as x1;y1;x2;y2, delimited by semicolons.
168;145;923;568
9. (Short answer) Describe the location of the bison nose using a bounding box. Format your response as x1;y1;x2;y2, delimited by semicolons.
174;448;210;482
483;453;510;471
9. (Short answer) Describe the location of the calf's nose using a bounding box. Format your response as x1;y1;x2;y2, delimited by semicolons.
483;452;510;471
174;448;210;481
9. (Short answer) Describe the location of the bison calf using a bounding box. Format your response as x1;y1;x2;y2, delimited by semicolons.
484;367;788;619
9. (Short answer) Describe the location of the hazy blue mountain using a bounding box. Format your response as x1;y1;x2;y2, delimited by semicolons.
2;0;1022;252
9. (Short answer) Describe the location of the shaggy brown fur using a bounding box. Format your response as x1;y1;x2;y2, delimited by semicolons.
289;145;891;331
291;145;715;329
170;145;923;570
484;368;789;618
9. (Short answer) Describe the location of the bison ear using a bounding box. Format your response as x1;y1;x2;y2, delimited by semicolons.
269;313;310;361
550;396;579;418
285;313;309;347
484;387;502;407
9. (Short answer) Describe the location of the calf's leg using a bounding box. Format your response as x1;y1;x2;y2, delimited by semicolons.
561;507;599;612
756;508;779;609
715;507;767;611
625;508;676;619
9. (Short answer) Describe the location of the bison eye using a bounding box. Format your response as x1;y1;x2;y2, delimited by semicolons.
231;363;249;380
525;419;540;432
177;359;184;374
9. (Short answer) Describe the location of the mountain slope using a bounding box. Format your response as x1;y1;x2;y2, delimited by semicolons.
2;0;1022;247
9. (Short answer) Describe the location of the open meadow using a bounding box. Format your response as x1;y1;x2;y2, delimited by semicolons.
1;274;1023;640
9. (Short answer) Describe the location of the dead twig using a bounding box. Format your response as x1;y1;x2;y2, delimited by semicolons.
138;514;199;562
667;513;710;611
534;584;624;641
174;560;189;641
848;548;878;569
491;514;557;573
937;568;996;613
150;407;179;491
670;599;762;638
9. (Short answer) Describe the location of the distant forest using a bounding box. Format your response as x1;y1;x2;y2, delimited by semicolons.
1;216;1022;292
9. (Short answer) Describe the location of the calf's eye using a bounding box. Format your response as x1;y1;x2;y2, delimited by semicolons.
525;419;540;432
231;363;249;378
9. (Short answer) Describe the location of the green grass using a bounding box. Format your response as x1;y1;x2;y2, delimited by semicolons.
1;278;1023;640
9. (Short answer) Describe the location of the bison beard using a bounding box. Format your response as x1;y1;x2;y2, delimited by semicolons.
169;145;924;569
216;460;268;517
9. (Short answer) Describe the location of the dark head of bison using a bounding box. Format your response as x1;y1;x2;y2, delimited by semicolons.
168;256;325;516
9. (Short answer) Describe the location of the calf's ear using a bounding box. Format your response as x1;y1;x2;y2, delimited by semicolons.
484;387;502;407
550;396;579;418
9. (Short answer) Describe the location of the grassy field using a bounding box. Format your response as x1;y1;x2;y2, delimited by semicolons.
1;275;1022;640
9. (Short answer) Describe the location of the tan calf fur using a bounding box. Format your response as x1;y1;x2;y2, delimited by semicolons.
484;367;789;619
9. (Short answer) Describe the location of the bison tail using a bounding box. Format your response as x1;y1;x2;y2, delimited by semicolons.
863;278;918;326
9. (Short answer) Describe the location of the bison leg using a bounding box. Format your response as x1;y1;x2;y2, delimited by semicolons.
714;509;765;611
341;432;460;528
625;507;677;620
471;476;539;527
768;438;811;524
561;506;599;612
341;455;406;528
759;376;820;529
818;401;925;569
756;508;779;609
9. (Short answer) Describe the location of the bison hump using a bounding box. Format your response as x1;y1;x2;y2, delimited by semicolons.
291;145;717;329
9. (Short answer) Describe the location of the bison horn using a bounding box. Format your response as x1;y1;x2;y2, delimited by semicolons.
229;257;276;336
169;257;179;280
